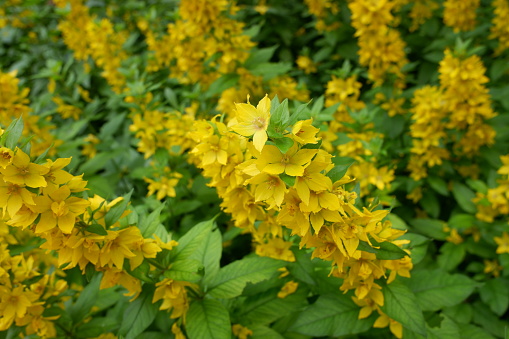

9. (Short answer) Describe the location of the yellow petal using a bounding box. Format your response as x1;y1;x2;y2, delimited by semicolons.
253;130;267;152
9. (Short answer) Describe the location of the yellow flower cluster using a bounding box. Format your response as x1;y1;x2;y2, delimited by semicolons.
348;0;408;87
490;0;509;55
408;0;439;32
304;0;340;31
443;0;479;32
129;106;195;159
0;71;60;156
55;0;128;92
408;49;496;180
0;241;66;335
0;144;183;304
324;75;395;197
144;0;253;86
475;155;509;223
153;278;195;319
190;95;412;337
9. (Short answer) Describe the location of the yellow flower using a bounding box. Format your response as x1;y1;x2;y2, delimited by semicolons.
291;119;319;145
0;176;35;218
277;280;299;298
247;173;287;208
33;185;90;234
494;232;509;254
0;286;38;330
0;149;48;188
0;147;14;169
231;95;271;152
257;144;316;177
232;324;253;339
153;279;194;319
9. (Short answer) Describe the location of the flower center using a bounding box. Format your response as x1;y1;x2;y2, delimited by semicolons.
253;117;266;129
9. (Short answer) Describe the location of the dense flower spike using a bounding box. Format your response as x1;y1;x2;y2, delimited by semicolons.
191;95;412;336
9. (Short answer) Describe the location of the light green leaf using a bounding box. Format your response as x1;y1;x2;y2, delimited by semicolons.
186;299;231;339
250;324;285;339
381;279;426;336
172;218;215;263
140;202;166;238
104;190;133;228
4;116;24;149
407;269;477;311
289;293;374;336
207;256;284;299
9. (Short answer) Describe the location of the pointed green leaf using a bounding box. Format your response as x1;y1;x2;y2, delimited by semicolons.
104;189;133;228
186;299;231;339
381;279;426;336
289;293;374;336
119;284;158;339
207;257;284;299
407;269;477;311
479;278;509;316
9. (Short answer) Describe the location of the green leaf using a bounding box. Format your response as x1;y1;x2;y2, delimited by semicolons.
250;324;285;339
4;116;24;149
289;293;374;336
427;176;449;196
479;278;509;316
447;214;474;229
437;242;466;271
238;288;307;325
172;218;215;263
68;273;101;323
119;285;158;339
85;223;108;236
98;113;126;140
244;45;279;69
250;62;292;80
420;190;440;218
407;269;477;311
200;229;222;281
357;240;408;260
206;74;239;97
207;256;284;299
271;98;289;128
458;324;496;339
273;137;294;154
327;157;355;183
76;317;118;338
104;190;133;228
472;300;507;337
165;259;202;282
381;279;426;336
400;233;429;265
140;202;166;238
410;219;448;240
451;182;477;214
186;299;231;339
287;100;311;127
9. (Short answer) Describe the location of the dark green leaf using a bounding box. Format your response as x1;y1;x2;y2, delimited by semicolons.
451;182;477;214
479;278;509;316
85;223;108;236
357;240;408;260
68;274;101;323
140;202;166;238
